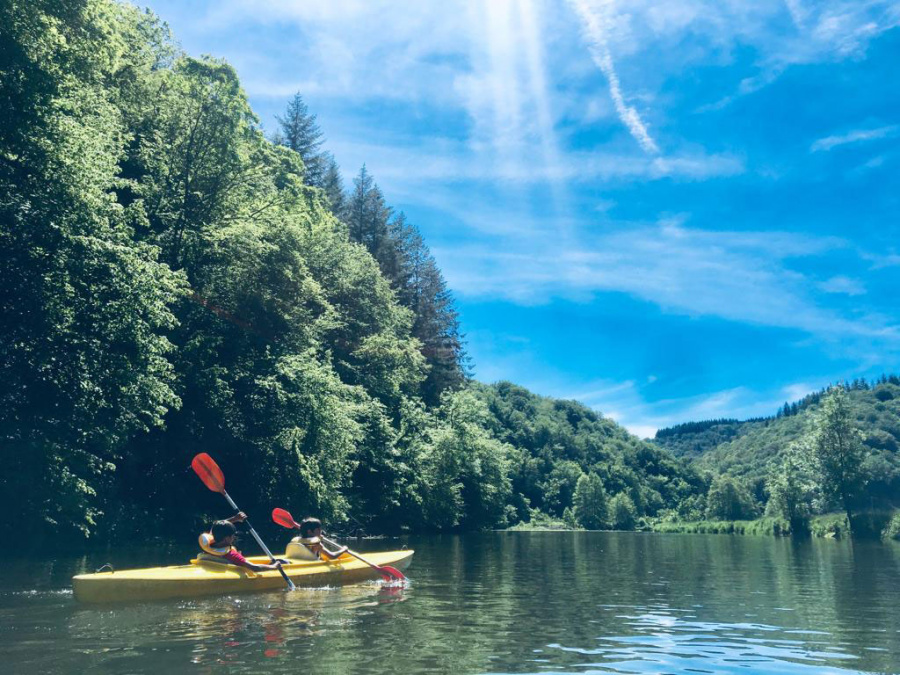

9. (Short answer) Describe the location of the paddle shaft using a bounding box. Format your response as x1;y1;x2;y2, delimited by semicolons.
322;535;403;579
221;489;295;590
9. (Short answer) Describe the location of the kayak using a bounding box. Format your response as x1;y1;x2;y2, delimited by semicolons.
72;549;413;603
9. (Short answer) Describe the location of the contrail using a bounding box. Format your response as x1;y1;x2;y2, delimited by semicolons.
568;0;659;154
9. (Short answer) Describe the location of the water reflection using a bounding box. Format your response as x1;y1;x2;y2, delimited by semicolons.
1;534;899;674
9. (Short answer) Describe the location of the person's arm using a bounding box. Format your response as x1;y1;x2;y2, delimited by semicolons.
226;512;247;524
244;560;285;572
319;535;348;560
225;549;285;572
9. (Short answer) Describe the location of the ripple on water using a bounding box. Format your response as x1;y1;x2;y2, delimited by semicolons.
525;610;869;675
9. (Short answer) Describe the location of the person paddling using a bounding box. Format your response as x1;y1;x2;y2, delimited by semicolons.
199;512;288;572
286;517;348;561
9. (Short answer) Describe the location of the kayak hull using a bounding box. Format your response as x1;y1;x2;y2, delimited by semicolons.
72;549;413;603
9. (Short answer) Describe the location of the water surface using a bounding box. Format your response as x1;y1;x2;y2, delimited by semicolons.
2;532;899;674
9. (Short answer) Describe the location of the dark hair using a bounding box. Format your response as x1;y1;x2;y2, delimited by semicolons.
298;517;322;538
211;520;236;543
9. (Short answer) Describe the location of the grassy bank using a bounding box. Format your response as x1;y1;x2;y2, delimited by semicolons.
650;511;900;539
651;518;792;536
507;514;573;531
507;510;900;539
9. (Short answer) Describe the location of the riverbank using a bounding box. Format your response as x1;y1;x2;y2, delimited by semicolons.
652;511;900;540
507;510;900;541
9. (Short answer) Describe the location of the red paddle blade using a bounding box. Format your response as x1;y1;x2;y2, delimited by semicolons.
272;508;298;529
378;566;406;581
192;453;225;493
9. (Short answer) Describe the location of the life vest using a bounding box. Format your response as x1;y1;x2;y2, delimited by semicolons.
198;532;233;557
285;535;320;561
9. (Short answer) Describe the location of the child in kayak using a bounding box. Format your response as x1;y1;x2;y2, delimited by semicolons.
199;512;288;572
286;517;349;561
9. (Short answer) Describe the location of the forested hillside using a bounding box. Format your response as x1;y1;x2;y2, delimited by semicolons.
655;377;900;523
0;0;707;546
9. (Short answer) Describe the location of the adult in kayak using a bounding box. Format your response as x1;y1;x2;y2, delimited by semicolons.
286;517;349;561
199;512;288;572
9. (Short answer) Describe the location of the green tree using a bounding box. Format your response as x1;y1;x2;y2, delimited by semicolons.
539;460;583;516
573;473;607;529
320;153;346;218
0;0;184;540
609;493;638;530
765;441;817;530
705;475;757;520
275;93;326;187
809;387;867;535
419;389;512;530
346;165;391;260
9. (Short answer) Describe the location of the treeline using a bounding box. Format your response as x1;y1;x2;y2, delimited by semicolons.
0;0;707;546
656;419;741;439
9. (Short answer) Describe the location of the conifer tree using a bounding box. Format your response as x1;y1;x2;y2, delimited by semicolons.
346;165;392;262
321;153;346;218
276;93;326;187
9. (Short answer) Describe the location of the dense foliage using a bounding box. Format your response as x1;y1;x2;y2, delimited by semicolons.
0;0;710;546
656;380;900;532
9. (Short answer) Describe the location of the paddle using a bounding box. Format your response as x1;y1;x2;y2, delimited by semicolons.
191;453;295;591
271;507;407;582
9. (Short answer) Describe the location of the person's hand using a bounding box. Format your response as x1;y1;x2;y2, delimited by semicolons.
231;511;247;523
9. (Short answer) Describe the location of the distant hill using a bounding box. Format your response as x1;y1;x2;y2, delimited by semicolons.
654;377;900;505
654;418;756;460
476;381;708;522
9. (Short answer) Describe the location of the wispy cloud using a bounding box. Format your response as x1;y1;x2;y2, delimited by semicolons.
555;378;823;438
819;275;866;295
326;137;742;192
436;219;900;348
568;0;660;154
811;124;898;151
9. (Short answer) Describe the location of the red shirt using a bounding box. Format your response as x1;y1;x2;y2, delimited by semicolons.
224;549;248;566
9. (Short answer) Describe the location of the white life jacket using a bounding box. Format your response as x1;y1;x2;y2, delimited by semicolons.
285;535;320;561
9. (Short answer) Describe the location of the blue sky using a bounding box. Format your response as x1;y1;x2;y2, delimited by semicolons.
138;0;900;437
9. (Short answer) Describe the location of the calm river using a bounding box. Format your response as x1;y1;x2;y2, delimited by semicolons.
2;532;899;674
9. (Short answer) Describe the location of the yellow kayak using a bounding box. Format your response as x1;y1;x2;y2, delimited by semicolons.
73;549;414;603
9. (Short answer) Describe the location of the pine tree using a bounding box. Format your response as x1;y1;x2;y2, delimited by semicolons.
388;214;467;403
346;165;392;261
276;93;326;187
321;153;346;219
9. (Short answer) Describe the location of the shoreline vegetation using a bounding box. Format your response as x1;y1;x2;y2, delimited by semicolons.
509;510;900;542
2;1;898;550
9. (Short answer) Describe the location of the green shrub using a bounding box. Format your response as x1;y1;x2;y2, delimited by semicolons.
650;517;791;536
810;514;849;538
810;511;895;539
883;513;900;541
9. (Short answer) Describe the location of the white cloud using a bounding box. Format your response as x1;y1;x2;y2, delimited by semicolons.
819;275;866;295
600;0;900;109
557;378;804;438
811;125;898;152
435;219;900;346
781;382;814;402
325;137;742;193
